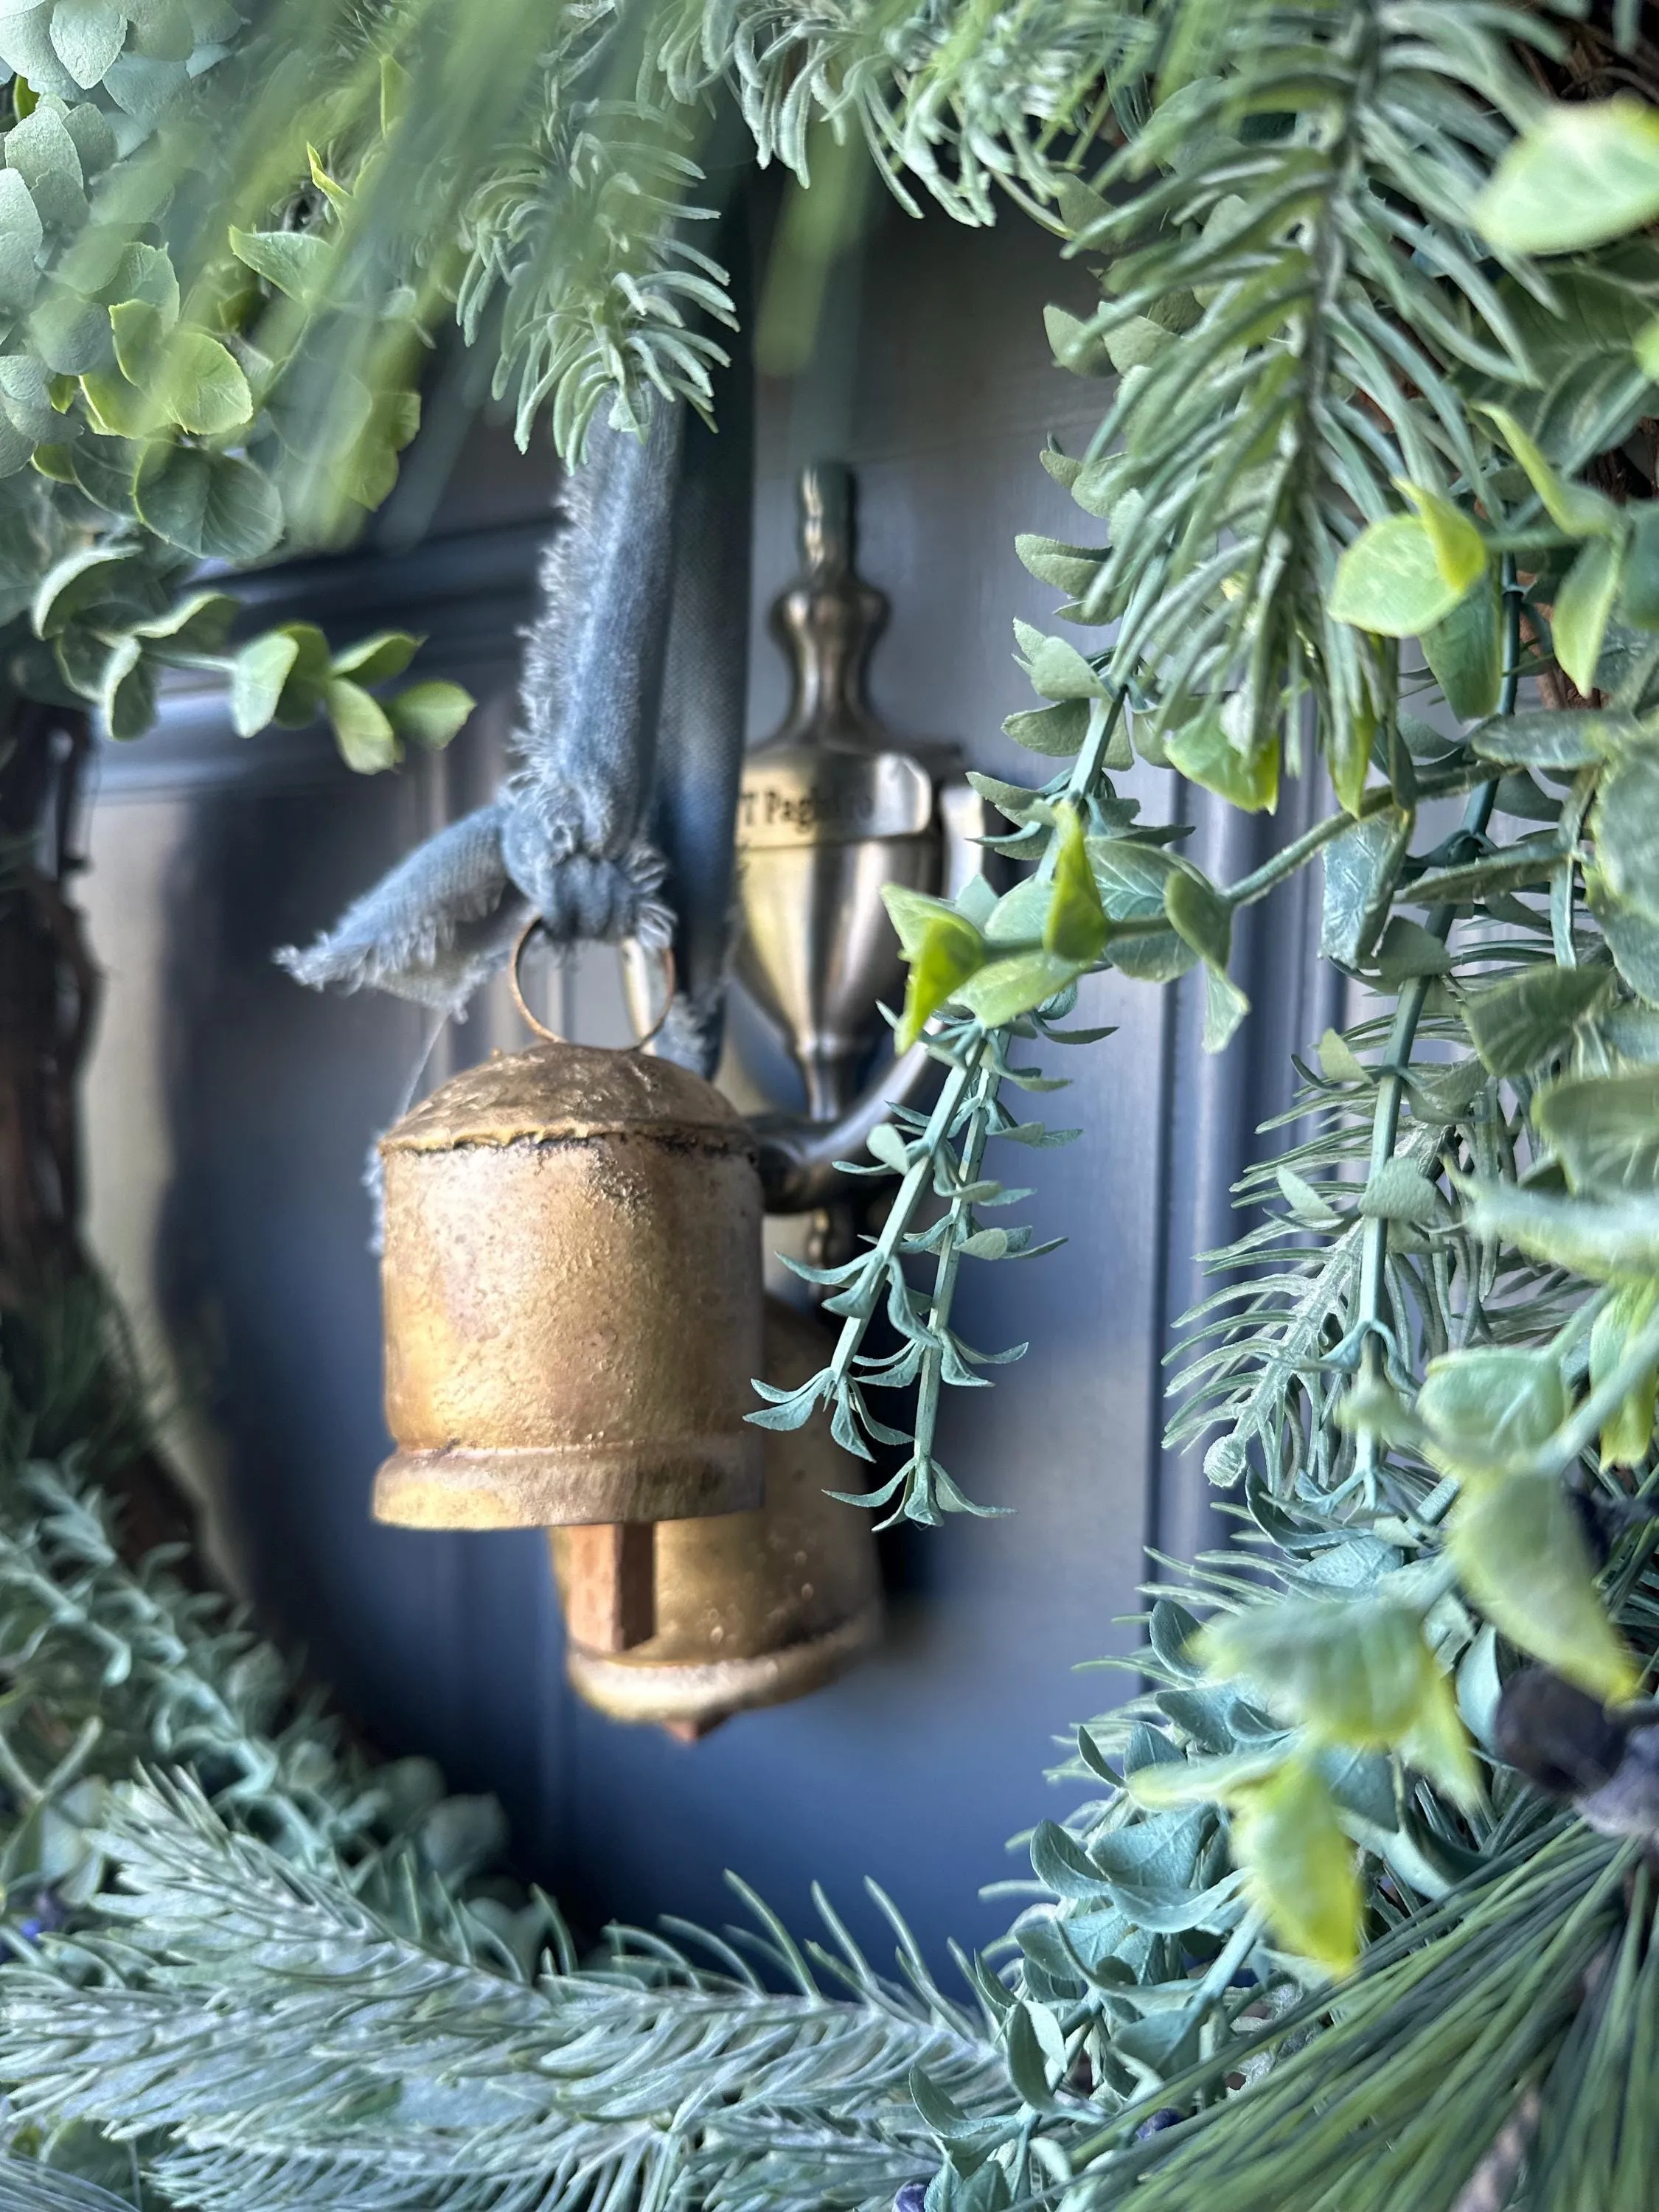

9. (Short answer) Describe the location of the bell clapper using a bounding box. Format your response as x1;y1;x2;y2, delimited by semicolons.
562;1522;657;1652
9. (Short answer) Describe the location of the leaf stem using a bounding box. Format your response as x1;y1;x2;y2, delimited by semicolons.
1354;562;1518;1488
827;1032;986;1391
1222;762;1495;916
910;1054;1001;1471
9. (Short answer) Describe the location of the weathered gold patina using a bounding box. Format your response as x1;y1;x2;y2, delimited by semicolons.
375;1041;765;1531
550;1298;883;1734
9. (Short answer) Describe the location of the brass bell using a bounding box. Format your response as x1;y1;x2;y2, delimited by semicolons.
375;1026;765;1649
549;1297;883;1737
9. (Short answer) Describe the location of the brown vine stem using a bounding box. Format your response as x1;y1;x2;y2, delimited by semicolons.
1353;559;1520;1497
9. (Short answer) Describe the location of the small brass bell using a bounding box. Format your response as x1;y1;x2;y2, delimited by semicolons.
375;1023;765;1649
549;1297;883;1736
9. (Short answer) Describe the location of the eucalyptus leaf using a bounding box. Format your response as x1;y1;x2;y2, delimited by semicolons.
1004;700;1088;757
386;680;473;751
1554;535;1624;695
1475;99;1659;255
1416;1346;1568;1483
227;223;330;302
1534;1071;1659;1195
1164;709;1279;813
1596;751;1659;924
1014;619;1105;702
133;445;280;560
1457;1175;1659;1283
1422;565;1501;721
1044;802;1108;962
1330;515;1470;637
1230;1759;1359;1978
953;949;1080;1029
1449;1474;1639;1705
1461;963;1614;1077
1470;707;1636;770
325;678;398;773
1321;807;1411;968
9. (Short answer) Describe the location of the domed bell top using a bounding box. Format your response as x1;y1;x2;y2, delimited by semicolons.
374;1040;765;1533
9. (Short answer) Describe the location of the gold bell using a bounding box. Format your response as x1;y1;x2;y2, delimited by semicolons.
375;1031;765;1649
549;1297;883;1736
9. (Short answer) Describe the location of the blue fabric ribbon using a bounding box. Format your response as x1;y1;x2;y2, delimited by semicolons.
278;371;752;1082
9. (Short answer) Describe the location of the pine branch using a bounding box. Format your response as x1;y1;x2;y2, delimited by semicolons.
0;1780;1004;2212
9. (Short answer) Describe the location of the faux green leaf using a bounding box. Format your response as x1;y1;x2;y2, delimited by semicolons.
32;543;139;637
1396;480;1486;595
326;678;400;774
228;631;299;740
156;329;252;437
108;296;164;385
1554;535;1624;695
268;623;331;727
134;446;281;563
79;366;150;439
330;630;421;685
1004;700;1088;756
386;681;473;751
1457;1175;1659;1284
1461;963;1613;1077
1202;964;1249;1054
1015;535;1104;598
130;591;237;662
1164;866;1231;971
954;949;1081;1029
97;631;155;742
333;388;421;510
1230;1758;1360;1978
1202;1597;1437;1749
1318;1027;1371;1084
1449;1474;1640;1705
1125;1747;1289;1811
1014;619;1105;701
1375;917;1453;987
228;226;331;302
1480;406;1624;540
1329;515;1471;637
1596;751;1659;923
1043;802;1108;962
1321;807;1411;969
1358;1157;1447;1229
890;905;987;1051
1164;710;1279;813
1622;504;1659;629
1590;1281;1659;1467
1399;1667;1484;1812
1416;1346;1568;1484
1471;707;1635;770
1475;99;1659;255
1534;1071;1659;1195
1422;566;1502;722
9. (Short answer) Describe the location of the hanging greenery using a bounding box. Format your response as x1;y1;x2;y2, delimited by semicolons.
6;1;1659;2208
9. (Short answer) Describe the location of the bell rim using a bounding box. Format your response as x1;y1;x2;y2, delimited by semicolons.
563;1601;883;1727
372;1437;764;1529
